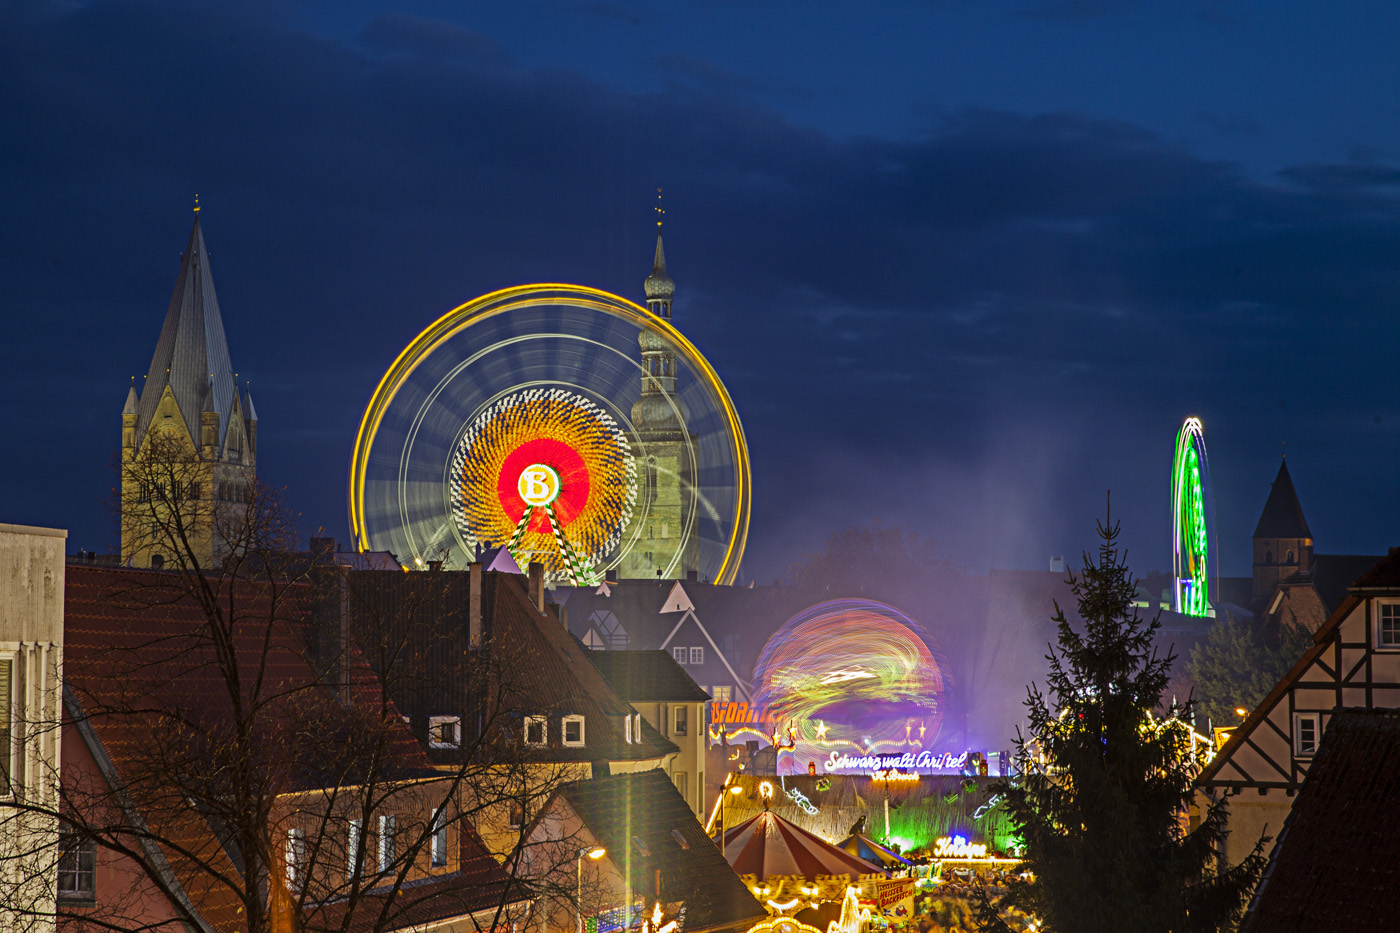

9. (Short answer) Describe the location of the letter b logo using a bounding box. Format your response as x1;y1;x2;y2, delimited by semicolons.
518;463;561;506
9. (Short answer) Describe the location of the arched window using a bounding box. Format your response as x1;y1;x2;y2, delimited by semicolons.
1265;550;1274;565
1287;549;1295;564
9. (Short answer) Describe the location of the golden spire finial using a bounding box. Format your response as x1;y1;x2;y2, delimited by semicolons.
193;194;200;214
654;188;664;229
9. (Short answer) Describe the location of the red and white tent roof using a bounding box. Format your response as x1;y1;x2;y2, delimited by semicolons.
719;810;882;881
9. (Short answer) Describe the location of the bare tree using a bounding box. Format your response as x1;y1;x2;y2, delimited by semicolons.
0;437;599;933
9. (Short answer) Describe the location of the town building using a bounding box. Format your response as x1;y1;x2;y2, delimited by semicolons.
1196;548;1400;867
583;649;711;817
120;208;257;570
0;522;66;933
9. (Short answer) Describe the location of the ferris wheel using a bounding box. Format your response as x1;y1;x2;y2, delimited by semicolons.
1172;417;1215;617
349;284;750;585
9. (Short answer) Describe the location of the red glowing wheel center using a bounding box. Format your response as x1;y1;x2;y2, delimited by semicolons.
497;438;590;532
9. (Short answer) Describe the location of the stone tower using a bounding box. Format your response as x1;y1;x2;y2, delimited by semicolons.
619;231;697;580
1251;458;1313;605
121;208;258;569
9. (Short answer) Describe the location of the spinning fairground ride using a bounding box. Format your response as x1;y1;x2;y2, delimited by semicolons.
349;285;750;585
1172;417;1217;617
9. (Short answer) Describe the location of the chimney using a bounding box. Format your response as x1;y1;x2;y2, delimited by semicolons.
469;562;482;648
686;569;698;583
528;561;545;612
1050;556;1066;574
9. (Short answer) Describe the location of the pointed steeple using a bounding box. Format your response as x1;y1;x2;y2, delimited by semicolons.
644;234;675;303
122;385;139;416
1253;459;1312;540
133;212;238;448
244;390;258;423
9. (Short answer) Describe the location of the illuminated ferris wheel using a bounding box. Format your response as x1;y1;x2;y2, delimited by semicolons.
1172;417;1215;617
349;284;750;585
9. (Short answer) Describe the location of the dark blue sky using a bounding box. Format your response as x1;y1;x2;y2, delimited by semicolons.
3;0;1399;583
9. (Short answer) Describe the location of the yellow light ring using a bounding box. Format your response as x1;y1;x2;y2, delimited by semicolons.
349;283;751;583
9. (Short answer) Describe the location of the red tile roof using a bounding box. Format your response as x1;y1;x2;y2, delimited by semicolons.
1241;709;1400;933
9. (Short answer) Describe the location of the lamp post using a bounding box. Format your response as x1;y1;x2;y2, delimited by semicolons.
719;781;743;858
576;845;606;933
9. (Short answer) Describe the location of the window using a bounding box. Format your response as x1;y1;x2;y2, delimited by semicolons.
689;647;704;665
624;713;633;744
632;834;651;857
378;815;396;872
673;647;688;665
1294;713;1321;757
507;799;525;829
563;715;585;746
428;715;461;749
285;828;306;890
1286;549;1296;564
0;659;11;793
711;685;732;703
1379;602;1400;648
348;819;363;879
673;705;688;736
525;716;547;745
673;771;688;800
57;827;96;903
670;828;689;850
430;807;449;868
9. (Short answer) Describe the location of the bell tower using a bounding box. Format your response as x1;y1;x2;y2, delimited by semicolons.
620;194;697;580
120;204;259;569
1251;458;1313;606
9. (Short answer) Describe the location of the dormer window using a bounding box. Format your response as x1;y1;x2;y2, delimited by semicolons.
525;716;547;746
563;715;585;747
428;715;461;749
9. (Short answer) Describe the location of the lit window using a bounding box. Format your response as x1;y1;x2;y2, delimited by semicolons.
285;828;306;890
563;715;585;746
428;715;461;749
1379;602;1400;648
0;658;11;794
1294;713;1321;757
689;647;704;665
632;834;651;856
378;815;396;872
348;819;363;879
507;799;524;829
673;705;688;736
672;647;687;665
711;685;732;703
57;826;95;902
430;807;449;868
525;716;547;746
624;713;633;744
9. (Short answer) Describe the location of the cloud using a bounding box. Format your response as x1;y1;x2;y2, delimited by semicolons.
2;0;1398;578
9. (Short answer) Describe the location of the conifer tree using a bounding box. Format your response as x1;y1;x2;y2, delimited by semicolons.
977;505;1265;933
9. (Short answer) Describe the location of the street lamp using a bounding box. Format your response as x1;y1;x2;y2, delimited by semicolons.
719;782;743;858
577;845;606;933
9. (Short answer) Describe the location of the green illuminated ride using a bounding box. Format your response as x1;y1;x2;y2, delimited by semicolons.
1172;417;1212;616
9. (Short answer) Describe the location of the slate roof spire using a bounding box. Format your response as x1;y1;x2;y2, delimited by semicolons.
133;210;238;448
1253;458;1312;540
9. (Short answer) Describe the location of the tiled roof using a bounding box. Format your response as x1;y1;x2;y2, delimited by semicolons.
1279;553;1388;612
1241;709;1400;933
560;770;767;933
1252;460;1312;540
584;650;711;702
133;214;240;448
62;565;517;931
1347;548;1400;590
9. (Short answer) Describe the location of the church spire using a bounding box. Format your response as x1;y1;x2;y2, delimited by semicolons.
643;189;674;317
132;211;238;449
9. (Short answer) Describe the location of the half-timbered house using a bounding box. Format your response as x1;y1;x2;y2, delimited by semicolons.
1196;548;1400;865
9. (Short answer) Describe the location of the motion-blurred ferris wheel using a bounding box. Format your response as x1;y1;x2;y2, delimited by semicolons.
349;284;750;585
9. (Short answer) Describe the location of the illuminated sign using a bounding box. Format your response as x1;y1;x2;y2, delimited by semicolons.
868;770;920;782
518;463;562;506
825;750;968;773
710;702;779;725
933;836;988;859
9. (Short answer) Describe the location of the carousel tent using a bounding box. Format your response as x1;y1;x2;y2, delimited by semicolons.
720;810;882;881
834;833;912;871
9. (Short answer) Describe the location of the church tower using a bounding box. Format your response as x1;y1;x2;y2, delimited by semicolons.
620;209;697;580
121;206;258;569
1251;458;1313;605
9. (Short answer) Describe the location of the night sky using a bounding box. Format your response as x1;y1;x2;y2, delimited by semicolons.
4;1;1399;584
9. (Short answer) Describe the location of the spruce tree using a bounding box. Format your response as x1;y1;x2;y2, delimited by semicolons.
977;506;1265;933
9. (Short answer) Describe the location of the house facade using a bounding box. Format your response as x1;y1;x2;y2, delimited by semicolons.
1197;549;1400;866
